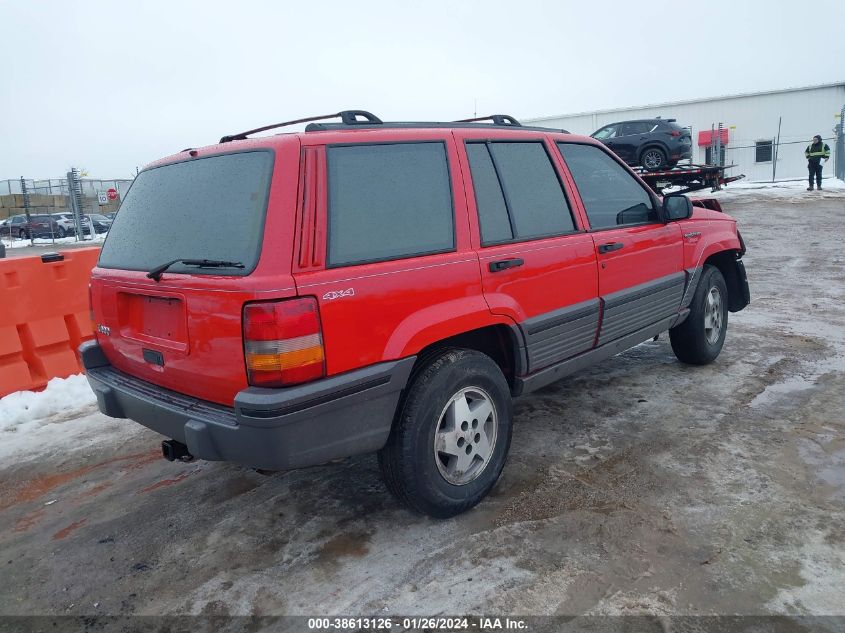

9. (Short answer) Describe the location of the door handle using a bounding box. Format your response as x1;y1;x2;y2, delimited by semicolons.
598;242;624;254
488;258;524;272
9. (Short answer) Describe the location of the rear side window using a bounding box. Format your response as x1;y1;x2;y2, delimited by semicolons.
466;141;575;245
98;151;273;275
621;122;657;135
326;142;454;267
557;143;657;229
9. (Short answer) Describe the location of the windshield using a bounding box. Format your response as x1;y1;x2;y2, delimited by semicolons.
98;151;274;276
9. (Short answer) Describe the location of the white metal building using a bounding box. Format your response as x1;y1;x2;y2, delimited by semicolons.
525;82;845;183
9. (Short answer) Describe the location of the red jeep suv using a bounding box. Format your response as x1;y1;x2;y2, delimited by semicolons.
82;111;750;517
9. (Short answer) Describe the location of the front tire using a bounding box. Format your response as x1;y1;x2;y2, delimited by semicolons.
670;265;728;365
640;147;667;170
378;349;513;518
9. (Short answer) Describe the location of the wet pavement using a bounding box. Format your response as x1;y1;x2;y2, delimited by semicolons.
1;190;844;621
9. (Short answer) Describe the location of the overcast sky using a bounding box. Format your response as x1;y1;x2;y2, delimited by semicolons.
2;0;842;179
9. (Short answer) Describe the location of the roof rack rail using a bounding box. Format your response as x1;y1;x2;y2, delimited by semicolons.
453;114;522;127
219;110;383;143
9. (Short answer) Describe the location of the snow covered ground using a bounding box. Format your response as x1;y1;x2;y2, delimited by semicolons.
0;374;136;464
0;374;95;432
689;176;845;202
1;232;106;249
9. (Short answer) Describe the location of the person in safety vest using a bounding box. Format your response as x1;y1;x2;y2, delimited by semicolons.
805;134;831;191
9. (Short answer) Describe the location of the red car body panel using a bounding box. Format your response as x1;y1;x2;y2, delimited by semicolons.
90;137;301;405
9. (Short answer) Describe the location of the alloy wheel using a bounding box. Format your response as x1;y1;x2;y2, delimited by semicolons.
433;386;498;485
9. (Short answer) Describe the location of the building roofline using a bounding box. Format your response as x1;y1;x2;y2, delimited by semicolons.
524;80;845;123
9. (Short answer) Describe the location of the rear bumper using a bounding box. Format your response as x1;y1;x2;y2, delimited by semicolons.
80;342;415;470
671;146;692;160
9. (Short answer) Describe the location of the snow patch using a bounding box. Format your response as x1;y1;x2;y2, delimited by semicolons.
1;233;106;249
766;529;845;615
689;177;845;203
0;374;96;431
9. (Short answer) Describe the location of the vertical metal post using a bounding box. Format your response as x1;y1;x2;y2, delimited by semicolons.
67;168;86;241
709;124;716;166
835;106;844;181
20;177;33;244
716;122;723;167
773;116;782;182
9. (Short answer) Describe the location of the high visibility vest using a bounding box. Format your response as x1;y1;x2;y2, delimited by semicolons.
805;142;831;160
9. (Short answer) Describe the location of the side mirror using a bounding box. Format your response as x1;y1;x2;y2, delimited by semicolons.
663;193;693;221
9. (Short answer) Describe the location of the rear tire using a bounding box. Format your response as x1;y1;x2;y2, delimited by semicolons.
640;147;667;170
18;229;26;239
58;227;67;238
670;265;728;365
378;349;513;518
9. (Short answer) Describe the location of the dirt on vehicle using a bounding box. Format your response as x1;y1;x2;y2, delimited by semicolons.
0;189;843;623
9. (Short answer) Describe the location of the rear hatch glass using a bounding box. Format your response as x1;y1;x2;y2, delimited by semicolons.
98;150;274;276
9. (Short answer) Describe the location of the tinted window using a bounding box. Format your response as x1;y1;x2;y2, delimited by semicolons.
557;143;657;229
98;151;273;275
755;140;773;162
327;143;454;266
465;143;512;243
593;125;618;140
467;142;574;243
621;122;657;135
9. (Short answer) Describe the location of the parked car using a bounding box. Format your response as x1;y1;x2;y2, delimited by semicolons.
3;213;63;239
82;110;749;517
53;213;94;237
84;213;113;233
591;118;692;170
104;211;118;221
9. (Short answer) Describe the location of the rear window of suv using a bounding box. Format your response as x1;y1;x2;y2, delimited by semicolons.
98;151;273;276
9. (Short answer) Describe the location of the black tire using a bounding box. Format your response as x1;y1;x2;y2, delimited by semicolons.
378;349;513;518
670;265;729;365
18;229;26;239
58;227;67;238
640;147;667;170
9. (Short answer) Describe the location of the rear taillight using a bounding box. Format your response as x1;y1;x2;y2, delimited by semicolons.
243;298;325;387
669;130;681;137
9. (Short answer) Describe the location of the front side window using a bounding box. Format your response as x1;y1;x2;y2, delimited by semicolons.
593;125;618;140
557;143;658;230
466;141;575;245
326;142;454;267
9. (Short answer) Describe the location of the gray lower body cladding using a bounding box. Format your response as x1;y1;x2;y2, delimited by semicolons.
80;341;415;471
522;299;601;373
598;272;686;346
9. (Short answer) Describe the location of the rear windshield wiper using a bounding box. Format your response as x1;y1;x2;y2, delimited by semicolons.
146;258;245;282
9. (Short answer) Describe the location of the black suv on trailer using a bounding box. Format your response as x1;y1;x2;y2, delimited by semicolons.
591;118;692;170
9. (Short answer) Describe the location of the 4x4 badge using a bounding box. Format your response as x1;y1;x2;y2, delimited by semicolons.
322;288;355;301
97;324;111;336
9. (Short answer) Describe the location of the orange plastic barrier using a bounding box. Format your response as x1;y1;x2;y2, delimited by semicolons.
0;248;101;397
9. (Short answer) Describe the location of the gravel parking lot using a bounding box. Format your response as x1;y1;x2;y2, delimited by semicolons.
1;186;844;625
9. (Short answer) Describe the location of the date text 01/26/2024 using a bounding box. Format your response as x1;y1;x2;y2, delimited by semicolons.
307;617;529;631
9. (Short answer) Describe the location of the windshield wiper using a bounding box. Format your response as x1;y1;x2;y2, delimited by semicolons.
146;258;245;282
